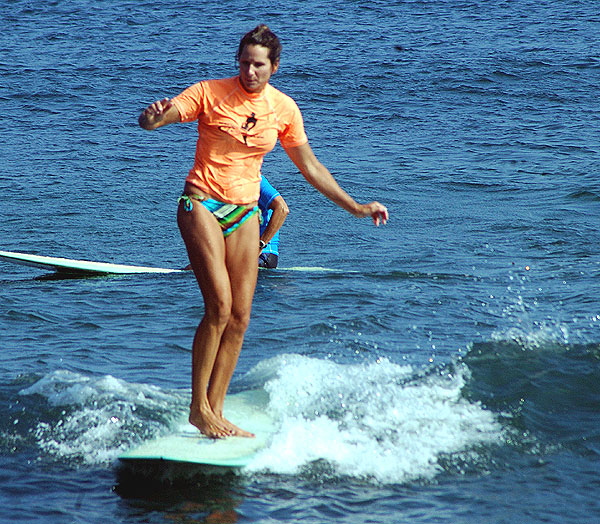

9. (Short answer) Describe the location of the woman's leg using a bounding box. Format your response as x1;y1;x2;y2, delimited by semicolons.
177;201;235;438
208;214;260;436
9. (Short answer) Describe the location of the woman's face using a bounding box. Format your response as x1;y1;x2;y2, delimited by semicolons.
238;44;279;93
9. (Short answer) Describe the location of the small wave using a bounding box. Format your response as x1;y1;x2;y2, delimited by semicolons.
567;190;600;202
18;370;187;466
241;354;503;484
463;335;600;457
21;352;564;483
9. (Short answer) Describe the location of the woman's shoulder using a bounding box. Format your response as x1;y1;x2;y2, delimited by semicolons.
265;83;301;111
176;77;239;103
194;76;238;91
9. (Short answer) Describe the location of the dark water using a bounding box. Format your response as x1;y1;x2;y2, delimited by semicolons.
1;0;599;522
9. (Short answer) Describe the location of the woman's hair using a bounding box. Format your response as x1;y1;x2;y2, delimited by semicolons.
236;25;282;65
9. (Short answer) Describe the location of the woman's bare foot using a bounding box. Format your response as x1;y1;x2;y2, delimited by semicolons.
189;405;233;439
220;416;255;438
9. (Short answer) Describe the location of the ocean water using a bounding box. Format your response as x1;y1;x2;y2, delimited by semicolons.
1;0;599;522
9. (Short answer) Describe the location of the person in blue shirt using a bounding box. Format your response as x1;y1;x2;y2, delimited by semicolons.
258;176;288;268
183;175;288;270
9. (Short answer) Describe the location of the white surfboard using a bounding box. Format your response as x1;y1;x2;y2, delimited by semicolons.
0;250;183;275
276;266;348;273
0;249;342;276
119;389;275;468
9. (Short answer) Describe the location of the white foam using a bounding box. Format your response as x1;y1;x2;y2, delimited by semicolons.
19;370;186;465
492;323;571;350
18;359;503;480
244;355;503;483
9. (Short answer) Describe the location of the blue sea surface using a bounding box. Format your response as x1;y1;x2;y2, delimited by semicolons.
1;0;599;522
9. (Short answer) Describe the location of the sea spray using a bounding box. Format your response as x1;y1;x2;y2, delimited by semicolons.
19;370;188;465
243;354;504;483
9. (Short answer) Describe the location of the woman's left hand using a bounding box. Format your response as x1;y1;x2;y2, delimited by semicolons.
358;202;389;226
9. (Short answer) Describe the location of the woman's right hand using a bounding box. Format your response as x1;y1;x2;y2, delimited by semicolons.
138;98;177;130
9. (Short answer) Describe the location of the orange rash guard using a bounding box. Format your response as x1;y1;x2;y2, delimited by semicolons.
171;76;308;204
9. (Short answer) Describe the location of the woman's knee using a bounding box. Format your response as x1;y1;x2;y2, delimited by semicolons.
203;297;233;328
228;306;252;334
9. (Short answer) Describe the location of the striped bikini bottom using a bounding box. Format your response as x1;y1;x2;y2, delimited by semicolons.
178;194;260;237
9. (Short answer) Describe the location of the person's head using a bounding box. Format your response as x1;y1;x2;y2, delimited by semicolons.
237;25;281;66
236;25;281;93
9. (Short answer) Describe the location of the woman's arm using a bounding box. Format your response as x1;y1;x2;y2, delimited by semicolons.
138;98;181;130
284;142;388;226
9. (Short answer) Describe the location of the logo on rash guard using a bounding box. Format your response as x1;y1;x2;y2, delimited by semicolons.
241;113;257;145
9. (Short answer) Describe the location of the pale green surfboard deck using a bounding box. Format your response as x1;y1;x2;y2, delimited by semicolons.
0;250;183;275
119;390;275;468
